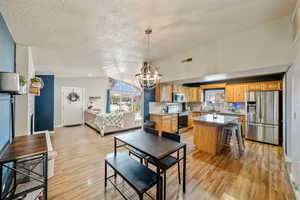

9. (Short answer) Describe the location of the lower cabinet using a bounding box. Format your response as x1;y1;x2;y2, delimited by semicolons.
239;115;246;136
150;114;178;134
188;112;202;128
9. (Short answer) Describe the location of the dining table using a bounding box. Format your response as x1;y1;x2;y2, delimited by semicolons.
114;130;187;200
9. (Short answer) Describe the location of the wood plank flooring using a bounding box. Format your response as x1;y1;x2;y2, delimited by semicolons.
48;126;295;200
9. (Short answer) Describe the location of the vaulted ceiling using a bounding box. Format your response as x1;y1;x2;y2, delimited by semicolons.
0;0;295;84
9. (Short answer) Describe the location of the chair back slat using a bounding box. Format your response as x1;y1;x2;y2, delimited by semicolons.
144;127;159;135
162;131;180;142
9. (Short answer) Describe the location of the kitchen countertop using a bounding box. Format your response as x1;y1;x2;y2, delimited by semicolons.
190;111;245;116
191;114;240;125
150;111;245;116
149;112;179;116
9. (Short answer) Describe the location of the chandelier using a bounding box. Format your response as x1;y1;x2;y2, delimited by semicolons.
135;29;162;89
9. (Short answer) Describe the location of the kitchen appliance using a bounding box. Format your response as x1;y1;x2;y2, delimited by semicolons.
178;112;189;133
167;104;178;114
173;92;185;103
246;91;280;145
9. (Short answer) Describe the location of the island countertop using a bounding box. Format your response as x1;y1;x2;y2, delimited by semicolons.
192;114;239;125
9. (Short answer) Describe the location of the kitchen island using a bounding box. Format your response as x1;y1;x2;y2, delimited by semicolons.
192;114;239;155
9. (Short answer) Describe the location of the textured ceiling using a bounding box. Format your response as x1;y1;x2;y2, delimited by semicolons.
0;0;295;84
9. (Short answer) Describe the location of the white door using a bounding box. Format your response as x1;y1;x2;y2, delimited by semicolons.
62;87;85;126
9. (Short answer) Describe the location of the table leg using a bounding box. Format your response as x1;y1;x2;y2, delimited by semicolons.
183;145;186;193
156;163;162;200
44;153;48;200
114;138;117;156
104;161;107;187
114;138;117;179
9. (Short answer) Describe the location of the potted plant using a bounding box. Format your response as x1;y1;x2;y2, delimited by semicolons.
19;75;27;94
30;77;44;88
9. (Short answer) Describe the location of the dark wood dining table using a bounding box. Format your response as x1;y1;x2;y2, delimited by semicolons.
114;131;187;200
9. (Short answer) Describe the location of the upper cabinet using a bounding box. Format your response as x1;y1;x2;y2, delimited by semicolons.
225;85;235;102
247;81;282;91
186;87;201;102
261;81;282;91
155;83;173;102
226;81;282;103
165;84;202;102
155;80;282;103
173;84;184;93
225;84;247;103
247;82;262;91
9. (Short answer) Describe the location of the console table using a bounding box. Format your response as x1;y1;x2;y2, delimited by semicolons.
0;134;48;200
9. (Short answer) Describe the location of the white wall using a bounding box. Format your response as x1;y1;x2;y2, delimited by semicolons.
156;17;294;82
54;76;109;126
287;40;300;191
15;45;35;136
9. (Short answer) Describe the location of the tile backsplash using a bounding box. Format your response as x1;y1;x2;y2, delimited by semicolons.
149;102;182;113
149;101;245;114
189;102;245;113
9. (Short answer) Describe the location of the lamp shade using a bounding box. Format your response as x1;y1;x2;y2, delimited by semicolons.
0;72;20;92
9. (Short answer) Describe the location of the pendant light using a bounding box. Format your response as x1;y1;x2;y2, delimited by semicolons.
135;29;162;89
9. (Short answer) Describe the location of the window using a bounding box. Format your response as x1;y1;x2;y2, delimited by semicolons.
204;89;225;103
110;91;141;113
108;79;141;113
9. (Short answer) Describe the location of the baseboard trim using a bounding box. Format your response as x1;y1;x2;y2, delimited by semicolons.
289;173;300;200
34;130;55;134
54;124;63;128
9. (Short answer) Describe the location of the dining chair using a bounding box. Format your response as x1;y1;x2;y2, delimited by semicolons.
145;131;181;200
128;125;158;163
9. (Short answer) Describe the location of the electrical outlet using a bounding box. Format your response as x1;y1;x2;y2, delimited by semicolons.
294;112;297;120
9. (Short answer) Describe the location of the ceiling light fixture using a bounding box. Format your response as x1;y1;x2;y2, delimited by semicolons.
135;28;162;89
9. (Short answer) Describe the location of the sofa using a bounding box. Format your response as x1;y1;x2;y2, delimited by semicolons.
84;110;142;136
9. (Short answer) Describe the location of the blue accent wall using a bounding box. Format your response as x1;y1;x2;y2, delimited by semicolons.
0;13;15;195
143;88;155;121
34;75;54;132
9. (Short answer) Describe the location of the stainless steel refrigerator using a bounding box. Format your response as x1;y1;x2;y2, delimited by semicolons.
246;91;280;145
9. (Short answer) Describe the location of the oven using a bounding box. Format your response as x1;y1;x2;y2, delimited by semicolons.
178;112;188;133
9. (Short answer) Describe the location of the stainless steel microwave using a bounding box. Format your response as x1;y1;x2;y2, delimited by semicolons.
173;92;185;102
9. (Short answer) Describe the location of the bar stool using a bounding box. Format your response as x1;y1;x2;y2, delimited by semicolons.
223;122;245;158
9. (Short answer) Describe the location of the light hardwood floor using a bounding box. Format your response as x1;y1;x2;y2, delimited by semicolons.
48;126;295;200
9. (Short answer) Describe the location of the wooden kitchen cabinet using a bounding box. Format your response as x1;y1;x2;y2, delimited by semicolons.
155;83;173;102
150;114;178;134
225;85;235;102
187;87;200;102
234;84;247;102
188;112;202;128
239;115;246;137
247;82;262;91
173;84;184;93
171;115;178;133
225;84;247;103
161;115;172;132
261;81;282;91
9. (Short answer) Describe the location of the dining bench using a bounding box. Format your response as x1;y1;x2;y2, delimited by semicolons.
105;153;161;200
